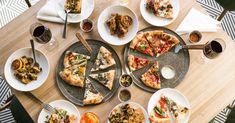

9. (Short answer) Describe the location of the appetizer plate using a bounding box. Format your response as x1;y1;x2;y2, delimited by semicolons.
56;39;122;106
107;102;150;123
147;88;191;123
4;47;49;91
97;5;139;46
124;26;190;93
38;100;80;123
140;0;180;26
57;0;95;23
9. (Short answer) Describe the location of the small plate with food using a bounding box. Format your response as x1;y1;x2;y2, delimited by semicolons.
38;100;80;123
148;88;190;123
98;5;139;46
4;47;49;91
108;102;150;123
140;0;180;26
57;0;95;23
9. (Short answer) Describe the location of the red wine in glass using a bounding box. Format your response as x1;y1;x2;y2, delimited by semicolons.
203;39;225;59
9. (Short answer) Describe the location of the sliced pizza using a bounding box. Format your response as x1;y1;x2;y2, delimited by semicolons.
141;61;161;89
164;96;189;122
149;95;170;123
63;51;90;68
91;46;116;71
89;70;115;90
128;54;151;71
145;30;164;54
129;32;154;56
59;61;87;88
146;0;174;19
83;78;103;105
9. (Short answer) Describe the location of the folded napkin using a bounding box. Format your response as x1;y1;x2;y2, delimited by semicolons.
37;0;64;23
176;8;221;33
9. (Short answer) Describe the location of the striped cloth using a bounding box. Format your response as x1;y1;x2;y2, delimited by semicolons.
197;0;235;41
0;76;16;123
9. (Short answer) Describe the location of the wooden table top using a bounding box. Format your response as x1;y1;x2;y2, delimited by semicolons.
1;0;235;122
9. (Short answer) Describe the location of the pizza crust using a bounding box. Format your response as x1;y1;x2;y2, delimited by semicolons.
149;112;170;123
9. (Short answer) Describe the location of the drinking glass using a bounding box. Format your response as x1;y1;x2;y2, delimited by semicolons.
30;23;58;51
198;38;226;63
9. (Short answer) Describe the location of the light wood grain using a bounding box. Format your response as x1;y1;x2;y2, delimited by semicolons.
0;0;235;123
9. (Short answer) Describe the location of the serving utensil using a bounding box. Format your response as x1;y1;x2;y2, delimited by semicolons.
25;92;56;114
62;9;71;38
30;39;37;68
174;44;205;53
75;32;92;53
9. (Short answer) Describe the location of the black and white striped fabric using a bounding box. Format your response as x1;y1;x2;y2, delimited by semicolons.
0;76;16;123
197;0;235;41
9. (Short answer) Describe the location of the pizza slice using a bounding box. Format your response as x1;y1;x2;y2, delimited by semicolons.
91;46;116;71
164;96;189;122
59;61;87;88
128;54;151;71
63;51;90;68
149;95;170;123
89;70;115;90
141;61;161;89
83;78;103;105
130;32;154;56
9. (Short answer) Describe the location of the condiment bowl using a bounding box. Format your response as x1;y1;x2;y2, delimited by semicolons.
119;74;133;88
80;18;94;33
188;30;202;43
118;88;131;102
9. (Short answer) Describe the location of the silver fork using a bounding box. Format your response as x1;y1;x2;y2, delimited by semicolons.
25;92;56;114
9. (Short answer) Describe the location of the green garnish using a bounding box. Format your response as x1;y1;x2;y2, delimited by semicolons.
154;106;165;117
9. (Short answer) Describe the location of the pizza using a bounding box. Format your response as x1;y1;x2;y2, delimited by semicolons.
141;61;161;89
89;70;115;90
91;46;116;71
129;32;154;56
63;51;90;68
164;96;189;122
128;54;151;71
149;95;170;123
83;78;103;105
146;0;174;19
145;31;180;56
64;0;82;13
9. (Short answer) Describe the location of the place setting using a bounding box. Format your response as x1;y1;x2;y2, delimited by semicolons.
0;0;232;123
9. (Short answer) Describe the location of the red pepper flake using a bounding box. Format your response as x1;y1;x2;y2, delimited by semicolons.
82;22;92;32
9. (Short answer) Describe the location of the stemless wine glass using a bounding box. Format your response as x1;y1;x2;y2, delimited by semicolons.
30;22;58;51
199;38;226;63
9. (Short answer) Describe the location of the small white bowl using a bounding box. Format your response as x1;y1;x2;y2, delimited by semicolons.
118;88;131;102
119;74;133;88
161;65;175;79
4;47;49;91
80;19;94;33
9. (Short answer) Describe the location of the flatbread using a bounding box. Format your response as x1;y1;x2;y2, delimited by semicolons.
128;54;151;71
63;51;90;68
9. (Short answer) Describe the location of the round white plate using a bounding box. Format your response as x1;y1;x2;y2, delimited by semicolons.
57;0;95;23
140;0;180;26
147;88;190;123
98;5;139;46
4;47;49;92
107;102;150;123
38;100;80;123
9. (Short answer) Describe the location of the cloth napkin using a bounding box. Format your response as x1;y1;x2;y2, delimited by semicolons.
37;0;64;23
176;8;221;33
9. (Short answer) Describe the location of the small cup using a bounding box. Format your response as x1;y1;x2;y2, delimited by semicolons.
188;30;202;43
118;88;131;102
119;74;133;88
161;65;175;80
80;19;94;33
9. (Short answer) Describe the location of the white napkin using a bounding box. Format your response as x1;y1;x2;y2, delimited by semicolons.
176;8;221;33
37;0;64;23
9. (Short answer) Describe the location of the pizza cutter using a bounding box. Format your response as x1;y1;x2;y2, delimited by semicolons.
174;44;205;53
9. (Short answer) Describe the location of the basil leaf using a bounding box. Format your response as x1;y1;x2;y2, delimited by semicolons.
154;106;165;117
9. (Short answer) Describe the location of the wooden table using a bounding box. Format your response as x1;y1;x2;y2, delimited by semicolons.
1;0;235;122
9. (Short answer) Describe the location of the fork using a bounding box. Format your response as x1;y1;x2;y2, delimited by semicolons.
25;92;56;114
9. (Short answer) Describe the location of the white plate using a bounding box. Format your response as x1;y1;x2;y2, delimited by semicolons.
38;100;80;123
107;102;150;123
140;0;180;26
98;5;139;46
4;47;49;92
147;88;190;123
57;0;95;23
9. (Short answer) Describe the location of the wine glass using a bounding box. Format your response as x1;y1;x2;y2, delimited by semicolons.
30;22;58;51
198;38;226;63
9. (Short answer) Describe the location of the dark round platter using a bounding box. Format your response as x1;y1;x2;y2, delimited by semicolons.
124;26;190;93
56;39;122;106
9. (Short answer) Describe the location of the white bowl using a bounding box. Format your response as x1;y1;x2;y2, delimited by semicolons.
38;100;80;123
98;5;139;46
140;0;180;26
4;47;49;91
